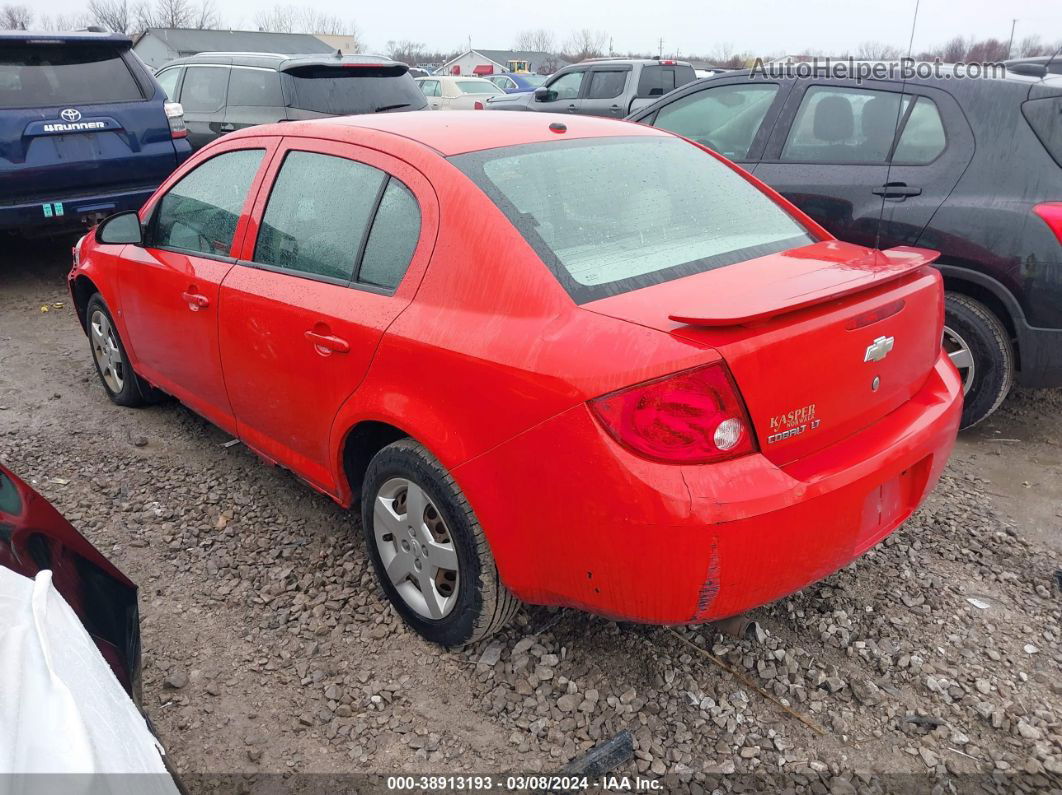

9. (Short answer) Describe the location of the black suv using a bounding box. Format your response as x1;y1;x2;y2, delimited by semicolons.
630;68;1062;428
155;52;427;149
485;58;696;117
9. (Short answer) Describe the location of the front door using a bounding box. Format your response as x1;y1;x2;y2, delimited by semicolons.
118;143;272;432
218;139;435;494
535;69;586;113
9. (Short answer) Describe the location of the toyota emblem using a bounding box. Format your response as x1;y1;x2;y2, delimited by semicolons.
60;108;82;122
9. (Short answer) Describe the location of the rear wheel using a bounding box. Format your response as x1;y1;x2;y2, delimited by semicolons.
361;439;519;646
943;292;1014;429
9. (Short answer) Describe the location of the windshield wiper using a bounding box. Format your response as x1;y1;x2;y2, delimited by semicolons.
374;103;412;112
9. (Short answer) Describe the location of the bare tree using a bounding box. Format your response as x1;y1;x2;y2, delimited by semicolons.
38;12;92;29
941;36;967;63
1;3;33;29
1015;35;1052;57
855;41;903;60
966;38;1009;62
562;28;607;62
254;4;360;46
254;4;297;32
513;28;555;53
385;39;426;65
88;0;131;32
133;0;218;30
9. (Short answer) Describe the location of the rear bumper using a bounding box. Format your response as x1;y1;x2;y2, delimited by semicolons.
455;353;962;624
0;186;156;233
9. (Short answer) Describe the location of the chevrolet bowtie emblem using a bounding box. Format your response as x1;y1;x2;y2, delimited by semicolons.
864;335;895;363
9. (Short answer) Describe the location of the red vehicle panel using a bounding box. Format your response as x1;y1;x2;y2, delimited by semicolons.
69;113;962;642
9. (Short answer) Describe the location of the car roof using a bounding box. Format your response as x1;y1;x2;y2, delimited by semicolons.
163;51;401;71
231;111;665;156
0;30;132;45
576;57;692;67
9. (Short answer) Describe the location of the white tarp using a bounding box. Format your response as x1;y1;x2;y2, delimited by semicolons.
0;568;179;795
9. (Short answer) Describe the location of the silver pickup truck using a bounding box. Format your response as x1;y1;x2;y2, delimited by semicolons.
484;58;697;118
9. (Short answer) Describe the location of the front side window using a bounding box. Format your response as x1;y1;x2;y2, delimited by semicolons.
452;137;813;302
180;66;229;113
587;70;627;100
781;86;912;163
546;70;584;100
152;149;264;256
0;43;143;109
255;151;387;282
227;68;283;107
155;67;181;100
654;83;779;161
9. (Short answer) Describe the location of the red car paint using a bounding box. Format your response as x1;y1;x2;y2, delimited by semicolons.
69;112;962;625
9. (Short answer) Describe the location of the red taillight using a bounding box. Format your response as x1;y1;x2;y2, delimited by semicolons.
473;100;485;110
589;362;758;464
1034;203;1062;245
164;101;187;139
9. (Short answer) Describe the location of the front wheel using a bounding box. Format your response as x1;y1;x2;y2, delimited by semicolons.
943;293;1014;429
361;439;519;646
86;294;145;407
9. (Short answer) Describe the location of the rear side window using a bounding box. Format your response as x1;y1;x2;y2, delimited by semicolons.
782;86;911;163
654;83;779;160
227;68;283;107
255;151;387;282
587;70;627;99
180;66;228;113
637;65;695;98
0;44;143;109
1023;96;1062;168
452;137;813;303
892;97;946;164
156;67;181;100
358;180;420;289
152;149;264;256
287;65;427;114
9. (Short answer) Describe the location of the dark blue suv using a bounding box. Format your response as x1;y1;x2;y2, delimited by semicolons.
0;31;191;234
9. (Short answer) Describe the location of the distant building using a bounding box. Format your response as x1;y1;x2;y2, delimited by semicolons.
133;28;336;70
437;49;569;77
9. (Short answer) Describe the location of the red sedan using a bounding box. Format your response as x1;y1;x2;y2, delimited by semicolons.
69;113;962;646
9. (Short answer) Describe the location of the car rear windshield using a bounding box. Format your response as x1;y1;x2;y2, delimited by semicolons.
1023;96;1062;168
451;136;814;303
285;64;428;114
0;43;143;109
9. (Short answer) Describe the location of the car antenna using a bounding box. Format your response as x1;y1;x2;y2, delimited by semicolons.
875;0;921;252
1043;41;1062;79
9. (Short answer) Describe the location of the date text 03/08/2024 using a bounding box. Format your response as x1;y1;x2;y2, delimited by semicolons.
386;775;663;791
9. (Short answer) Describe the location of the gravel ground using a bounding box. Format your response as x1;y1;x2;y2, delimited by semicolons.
1;239;1060;793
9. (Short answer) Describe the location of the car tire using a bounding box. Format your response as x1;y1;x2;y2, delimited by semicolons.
85;294;161;407
943;293;1014;429
361;438;519;647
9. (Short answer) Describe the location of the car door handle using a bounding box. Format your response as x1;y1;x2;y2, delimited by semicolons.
872;183;922;198
181;291;209;310
305;330;350;354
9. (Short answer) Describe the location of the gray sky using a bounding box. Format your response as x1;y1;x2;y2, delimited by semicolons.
62;0;1062;56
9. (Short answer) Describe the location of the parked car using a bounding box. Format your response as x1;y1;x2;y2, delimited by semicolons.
485;58;696;117
154;52;427;149
416;75;504;109
69;112;960;647
486;71;548;93
0;464;141;698
0;30;190;235
630;69;1062;428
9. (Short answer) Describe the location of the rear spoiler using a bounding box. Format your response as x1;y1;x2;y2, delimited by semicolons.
668;244;939;327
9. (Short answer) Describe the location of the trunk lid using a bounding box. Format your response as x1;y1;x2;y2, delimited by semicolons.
584;241;944;466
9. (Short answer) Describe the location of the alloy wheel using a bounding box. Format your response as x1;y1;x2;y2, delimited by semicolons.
90;309;125;394
373;477;460;619
942;325;975;396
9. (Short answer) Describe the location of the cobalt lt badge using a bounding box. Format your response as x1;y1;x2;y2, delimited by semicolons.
864;335;895;363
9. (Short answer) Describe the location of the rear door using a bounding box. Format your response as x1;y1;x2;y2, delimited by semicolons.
578;66;631;117
755;80;972;248
0;39;179;209
176;64;229;149
223;66;285;132
117;140;274;433
218;138;437;493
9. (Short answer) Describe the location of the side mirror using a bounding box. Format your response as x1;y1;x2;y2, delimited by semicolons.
533;86;555;102
96;211;143;245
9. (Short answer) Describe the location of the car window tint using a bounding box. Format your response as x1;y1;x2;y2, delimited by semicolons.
587;70;627;99
654;83;779;161
781;86;910;163
227;68;283;106
358;179;420;289
156;67;181;100
255;151;387;282
892;97;946;164
548;71;584;99
180;66;228;113
153;149;264;256
0;43;143;108
637;65;677;98
453;137;812;303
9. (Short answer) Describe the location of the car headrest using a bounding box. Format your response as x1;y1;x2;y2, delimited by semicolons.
813;95;854;143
